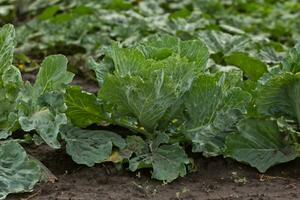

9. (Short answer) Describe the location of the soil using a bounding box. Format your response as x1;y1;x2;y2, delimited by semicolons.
7;144;300;200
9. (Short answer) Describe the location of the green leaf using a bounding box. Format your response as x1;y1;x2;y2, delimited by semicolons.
18;55;74;148
34;55;74;93
256;73;300;125
183;74;251;156
224;118;297;173
199;31;250;55
19;107;67;149
139;34;209;69
282;43;300;73
100;72;177;132
125;135;149;156
0;24;21;90
225;52;267;81
0;102;19;139
129;143;189;183
0;141;41;200
0;24;21;138
153;55;196;95
0;24;14;76
17;86;68;149
106;43;148;76
2;65;22;89
61;126;126;167
65;86;107;128
88;57;112;86
258;46;282;64
105;0;132;10
38;5;60;20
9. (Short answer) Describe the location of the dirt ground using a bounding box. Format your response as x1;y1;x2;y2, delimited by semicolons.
7;144;300;200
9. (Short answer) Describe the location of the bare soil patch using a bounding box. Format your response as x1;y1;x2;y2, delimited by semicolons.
8;144;300;200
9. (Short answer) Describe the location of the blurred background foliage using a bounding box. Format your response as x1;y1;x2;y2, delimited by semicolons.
0;0;299;78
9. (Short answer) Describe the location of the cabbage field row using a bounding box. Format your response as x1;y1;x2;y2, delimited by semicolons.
0;0;300;199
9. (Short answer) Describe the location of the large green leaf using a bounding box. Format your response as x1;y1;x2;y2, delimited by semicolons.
65;86;107;127
34;55;74;93
0;141;42;200
225;52;267;81
139;34;209;69
155;56;197;95
106;42;148;76
18;99;67;149
0;24;14;76
183;74;251;156
18;55;74;148
61;126;126;167
224;118;297;173
256;73;300;125
0;24;22;139
282;43;300;73
100;72;177;133
199;30;250;55
129;143;189;183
